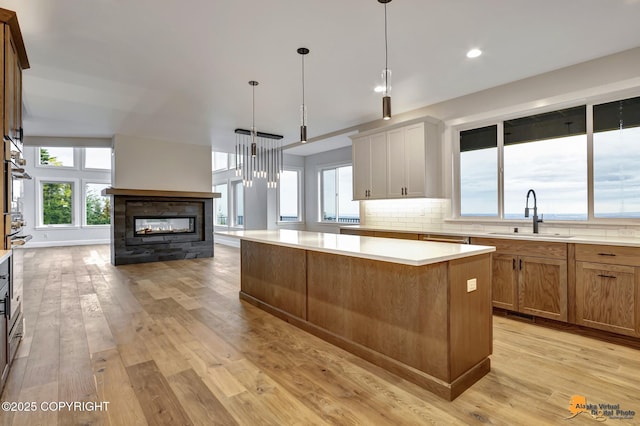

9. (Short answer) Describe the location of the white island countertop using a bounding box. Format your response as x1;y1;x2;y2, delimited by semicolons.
218;230;495;267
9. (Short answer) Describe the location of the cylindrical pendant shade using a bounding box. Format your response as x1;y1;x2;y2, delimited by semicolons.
383;96;391;120
300;125;307;143
251;142;257;157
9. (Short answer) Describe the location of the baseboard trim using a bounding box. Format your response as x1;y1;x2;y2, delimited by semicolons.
24;239;110;248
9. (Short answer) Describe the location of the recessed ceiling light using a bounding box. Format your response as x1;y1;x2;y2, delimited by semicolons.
466;48;482;59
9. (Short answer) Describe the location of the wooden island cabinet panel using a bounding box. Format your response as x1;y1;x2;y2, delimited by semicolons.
240;241;307;320
237;235;493;401
306;251;450;381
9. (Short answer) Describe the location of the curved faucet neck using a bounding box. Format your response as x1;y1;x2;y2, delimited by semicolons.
526;189;537;208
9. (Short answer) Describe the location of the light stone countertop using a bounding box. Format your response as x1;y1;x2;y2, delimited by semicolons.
341;225;640;247
218;229;495;267
0;250;11;264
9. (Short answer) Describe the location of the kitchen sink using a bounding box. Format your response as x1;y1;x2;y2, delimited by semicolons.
488;232;573;238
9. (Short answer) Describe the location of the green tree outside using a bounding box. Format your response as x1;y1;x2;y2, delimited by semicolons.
86;185;111;225
39;150;111;225
43;182;72;225
40;148;63;166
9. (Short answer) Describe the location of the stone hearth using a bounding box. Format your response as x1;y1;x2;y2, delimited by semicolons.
103;188;219;265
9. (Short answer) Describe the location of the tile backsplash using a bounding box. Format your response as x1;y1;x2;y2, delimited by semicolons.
360;198;640;238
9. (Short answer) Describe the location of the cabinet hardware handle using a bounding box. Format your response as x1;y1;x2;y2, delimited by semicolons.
597;274;616;279
597;253;616;256
512;258;516;270
519;259;522;270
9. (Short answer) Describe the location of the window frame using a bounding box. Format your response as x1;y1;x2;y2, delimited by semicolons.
230;179;245;228
213;182;229;228
35;176;80;229
277;167;304;224
212;151;230;173
318;163;360;224
453;92;640;225
82;147;112;171
82;180;111;227
36;146;78;170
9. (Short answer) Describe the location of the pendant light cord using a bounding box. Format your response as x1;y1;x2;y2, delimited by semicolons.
384;2;388;94
302;54;305;125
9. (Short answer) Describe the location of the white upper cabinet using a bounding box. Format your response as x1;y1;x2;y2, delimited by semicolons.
352;132;387;200
351;118;442;200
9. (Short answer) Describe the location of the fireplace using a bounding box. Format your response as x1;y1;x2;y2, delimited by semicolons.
103;188;219;265
134;216;196;236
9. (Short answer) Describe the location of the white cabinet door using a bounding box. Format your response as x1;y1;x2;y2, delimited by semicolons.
404;123;426;197
386;128;405;198
369;133;388;199
352;136;371;200
350;119;440;200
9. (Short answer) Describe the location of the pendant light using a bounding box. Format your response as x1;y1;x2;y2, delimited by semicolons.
234;80;284;188
297;47;310;143
379;0;392;120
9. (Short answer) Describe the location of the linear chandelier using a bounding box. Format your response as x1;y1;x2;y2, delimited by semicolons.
234;80;283;188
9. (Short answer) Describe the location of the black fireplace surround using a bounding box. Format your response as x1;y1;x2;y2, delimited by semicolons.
103;188;218;265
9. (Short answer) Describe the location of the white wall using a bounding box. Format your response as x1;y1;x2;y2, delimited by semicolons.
113;134;212;192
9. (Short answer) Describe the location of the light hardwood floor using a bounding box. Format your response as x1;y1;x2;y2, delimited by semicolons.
1;244;639;425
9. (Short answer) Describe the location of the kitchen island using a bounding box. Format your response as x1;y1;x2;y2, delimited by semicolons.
221;230;495;400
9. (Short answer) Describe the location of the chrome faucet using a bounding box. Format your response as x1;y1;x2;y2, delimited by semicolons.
525;189;543;234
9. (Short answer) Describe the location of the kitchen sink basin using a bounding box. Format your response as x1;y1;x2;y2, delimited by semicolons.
488;232;573;238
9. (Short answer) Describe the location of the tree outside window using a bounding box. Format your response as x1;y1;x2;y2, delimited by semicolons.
42;182;73;225
85;183;111;225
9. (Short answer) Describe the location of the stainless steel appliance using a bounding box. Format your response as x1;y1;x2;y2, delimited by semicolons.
4;133;29;369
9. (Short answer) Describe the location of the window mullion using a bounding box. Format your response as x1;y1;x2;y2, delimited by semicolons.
497;121;505;219
586;104;594;220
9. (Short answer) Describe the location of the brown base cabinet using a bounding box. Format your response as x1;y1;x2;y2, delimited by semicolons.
575;245;640;337
340;230;640;339
471;238;568;322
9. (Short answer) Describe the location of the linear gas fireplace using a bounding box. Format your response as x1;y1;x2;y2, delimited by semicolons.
134;216;195;236
102;188;220;265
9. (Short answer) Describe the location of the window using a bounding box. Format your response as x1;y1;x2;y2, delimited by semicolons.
38;147;75;168
212;151;229;172
214;183;228;225
84;182;111;225
231;180;244;227
278;169;302;222
593;96;640;218
503;106;587;220
39;180;76;226
457;99;640;222
320;165;359;223
84;147;112;170
459;125;498;217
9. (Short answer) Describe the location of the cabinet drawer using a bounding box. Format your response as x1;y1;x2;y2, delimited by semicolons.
471;237;567;259
575;244;640;267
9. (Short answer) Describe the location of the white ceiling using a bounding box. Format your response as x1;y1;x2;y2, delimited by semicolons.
2;0;640;155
